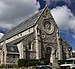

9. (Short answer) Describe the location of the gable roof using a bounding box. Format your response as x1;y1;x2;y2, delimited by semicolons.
0;6;56;42
0;8;44;42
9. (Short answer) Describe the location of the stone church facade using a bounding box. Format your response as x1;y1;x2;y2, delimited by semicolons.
0;6;72;66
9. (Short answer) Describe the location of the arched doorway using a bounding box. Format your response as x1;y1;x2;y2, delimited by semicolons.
45;47;52;63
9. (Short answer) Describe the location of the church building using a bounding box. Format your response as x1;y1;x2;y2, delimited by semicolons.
0;6;72;66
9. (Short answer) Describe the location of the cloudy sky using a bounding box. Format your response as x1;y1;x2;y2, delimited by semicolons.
0;0;75;50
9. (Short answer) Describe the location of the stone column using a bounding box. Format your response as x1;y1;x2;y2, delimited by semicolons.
56;29;62;60
2;41;6;64
17;42;23;59
50;48;55;64
35;25;39;59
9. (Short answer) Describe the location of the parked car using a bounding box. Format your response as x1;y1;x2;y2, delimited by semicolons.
32;65;55;69
60;58;75;69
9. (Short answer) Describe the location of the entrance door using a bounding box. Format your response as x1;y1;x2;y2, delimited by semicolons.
45;47;52;62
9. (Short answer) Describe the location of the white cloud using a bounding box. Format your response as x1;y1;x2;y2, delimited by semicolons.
51;5;75;39
72;35;75;39
0;0;75;40
51;5;75;31
72;50;75;53
0;22;14;29
0;0;38;29
0;33;4;39
0;1;74;31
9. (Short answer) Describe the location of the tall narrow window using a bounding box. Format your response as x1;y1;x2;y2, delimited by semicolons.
28;42;31;50
55;50;56;58
3;51;4;64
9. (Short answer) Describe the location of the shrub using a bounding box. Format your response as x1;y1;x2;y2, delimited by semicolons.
18;59;39;67
18;59;28;67
26;59;39;66
58;60;65;65
38;58;49;65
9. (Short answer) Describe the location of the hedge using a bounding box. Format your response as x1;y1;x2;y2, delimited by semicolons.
18;59;39;67
18;59;28;67
58;60;65;65
26;59;39;66
18;58;50;67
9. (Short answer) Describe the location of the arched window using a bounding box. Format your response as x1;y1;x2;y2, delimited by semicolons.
46;47;52;54
45;47;52;62
28;41;31;50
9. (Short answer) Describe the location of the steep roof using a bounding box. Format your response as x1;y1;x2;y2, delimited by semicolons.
0;6;57;42
60;37;72;49
0;8;44;42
